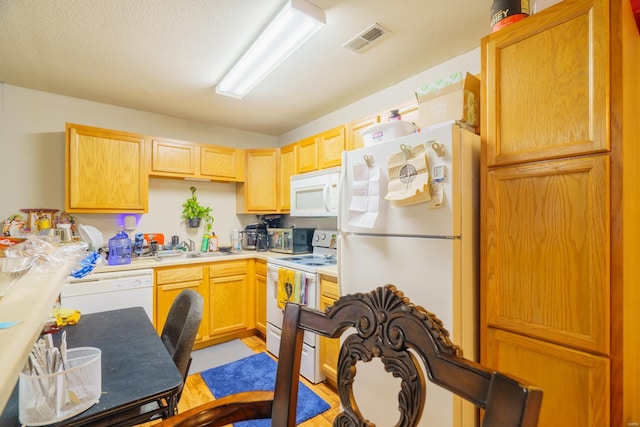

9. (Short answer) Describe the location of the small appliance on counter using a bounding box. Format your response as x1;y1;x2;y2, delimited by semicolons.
242;223;268;251
267;227;314;254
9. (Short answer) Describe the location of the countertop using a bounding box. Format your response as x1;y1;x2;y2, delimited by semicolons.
0;266;69;414
91;250;339;279
92;250;283;273
316;265;338;277
0;250;338;414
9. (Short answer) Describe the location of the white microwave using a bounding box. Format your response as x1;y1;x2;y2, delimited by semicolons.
290;167;340;217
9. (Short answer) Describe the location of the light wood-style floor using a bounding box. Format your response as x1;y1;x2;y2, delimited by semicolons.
140;335;339;426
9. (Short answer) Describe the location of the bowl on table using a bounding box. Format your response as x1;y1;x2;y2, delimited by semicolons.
0;257;34;297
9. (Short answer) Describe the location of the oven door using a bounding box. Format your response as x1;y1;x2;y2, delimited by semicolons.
266;264;317;349
266;322;323;383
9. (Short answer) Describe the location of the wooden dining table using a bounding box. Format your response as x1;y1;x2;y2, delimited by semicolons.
0;307;183;427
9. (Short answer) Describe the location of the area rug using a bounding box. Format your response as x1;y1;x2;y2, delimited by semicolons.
189;339;256;373
200;352;331;427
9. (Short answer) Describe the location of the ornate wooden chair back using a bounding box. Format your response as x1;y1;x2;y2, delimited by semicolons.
157;285;542;427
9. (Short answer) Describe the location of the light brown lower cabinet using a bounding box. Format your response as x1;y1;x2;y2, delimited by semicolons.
209;260;251;338
485;328;609;427
255;260;267;337
319;275;340;388
155;264;209;342
155;260;255;348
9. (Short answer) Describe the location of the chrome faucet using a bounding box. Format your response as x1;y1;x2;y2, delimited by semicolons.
178;239;195;252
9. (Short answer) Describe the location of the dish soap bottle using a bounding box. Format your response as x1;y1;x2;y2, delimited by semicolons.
108;229;132;265
201;231;210;252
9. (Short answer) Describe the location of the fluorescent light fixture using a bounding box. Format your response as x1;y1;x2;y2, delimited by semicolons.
216;0;325;99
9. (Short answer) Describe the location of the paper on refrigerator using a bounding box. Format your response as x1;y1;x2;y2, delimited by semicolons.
347;161;380;228
385;144;431;207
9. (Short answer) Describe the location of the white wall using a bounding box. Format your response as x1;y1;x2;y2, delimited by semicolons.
0;84;276;245
0;47;480;246
278;48;481;145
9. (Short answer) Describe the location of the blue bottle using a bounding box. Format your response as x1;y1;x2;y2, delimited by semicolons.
108;229;132;265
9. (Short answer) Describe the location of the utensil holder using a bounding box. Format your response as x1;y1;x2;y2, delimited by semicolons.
19;347;101;426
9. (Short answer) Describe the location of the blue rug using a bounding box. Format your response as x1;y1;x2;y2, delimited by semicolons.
200;352;330;427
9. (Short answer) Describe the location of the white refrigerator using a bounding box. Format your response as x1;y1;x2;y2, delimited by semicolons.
338;121;480;427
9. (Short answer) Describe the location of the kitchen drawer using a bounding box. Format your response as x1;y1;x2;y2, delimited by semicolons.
320;275;339;299
209;260;247;278
156;265;204;285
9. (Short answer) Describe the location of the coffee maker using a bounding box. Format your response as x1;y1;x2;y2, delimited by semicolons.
242;223;268;251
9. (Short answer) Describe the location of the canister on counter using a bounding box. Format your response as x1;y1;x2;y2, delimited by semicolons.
108;230;131;265
491;0;530;32
231;229;241;252
208;233;219;252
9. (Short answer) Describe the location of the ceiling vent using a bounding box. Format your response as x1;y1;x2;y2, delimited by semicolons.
343;23;389;53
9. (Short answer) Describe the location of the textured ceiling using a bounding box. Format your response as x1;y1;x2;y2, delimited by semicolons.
0;0;492;136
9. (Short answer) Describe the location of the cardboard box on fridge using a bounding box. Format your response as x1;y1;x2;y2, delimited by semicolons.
415;72;480;131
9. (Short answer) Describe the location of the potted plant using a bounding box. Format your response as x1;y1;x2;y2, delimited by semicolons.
182;186;213;228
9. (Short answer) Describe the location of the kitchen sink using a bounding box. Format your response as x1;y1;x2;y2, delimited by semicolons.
185;251;231;258
132;250;234;262
155;250;187;259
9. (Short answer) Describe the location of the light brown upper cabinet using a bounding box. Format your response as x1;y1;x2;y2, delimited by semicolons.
317;125;345;169
346;114;380;151
150;137;197;176
149;137;243;182
297;136;318;173
278;143;297;212
200;145;244;181
236;148;280;213
65;123;148;213
345;102;416;152
386;100;419;125
295;125;346;173
483;0;608;167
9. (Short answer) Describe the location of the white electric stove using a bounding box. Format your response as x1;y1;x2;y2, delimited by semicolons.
265;229;337;384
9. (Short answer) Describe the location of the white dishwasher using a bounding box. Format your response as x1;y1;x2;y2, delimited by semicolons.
61;268;154;321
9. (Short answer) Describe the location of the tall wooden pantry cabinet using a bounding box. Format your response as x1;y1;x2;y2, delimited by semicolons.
480;0;640;426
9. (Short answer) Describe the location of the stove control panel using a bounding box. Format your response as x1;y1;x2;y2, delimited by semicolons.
312;229;338;248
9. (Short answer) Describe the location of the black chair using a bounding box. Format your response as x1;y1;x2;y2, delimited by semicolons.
109;289;204;426
157;285;542;427
160;289;205;405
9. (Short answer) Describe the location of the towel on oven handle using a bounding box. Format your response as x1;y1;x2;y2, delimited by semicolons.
277;268;306;309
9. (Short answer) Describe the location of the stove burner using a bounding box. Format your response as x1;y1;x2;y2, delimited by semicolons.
274;255;336;267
